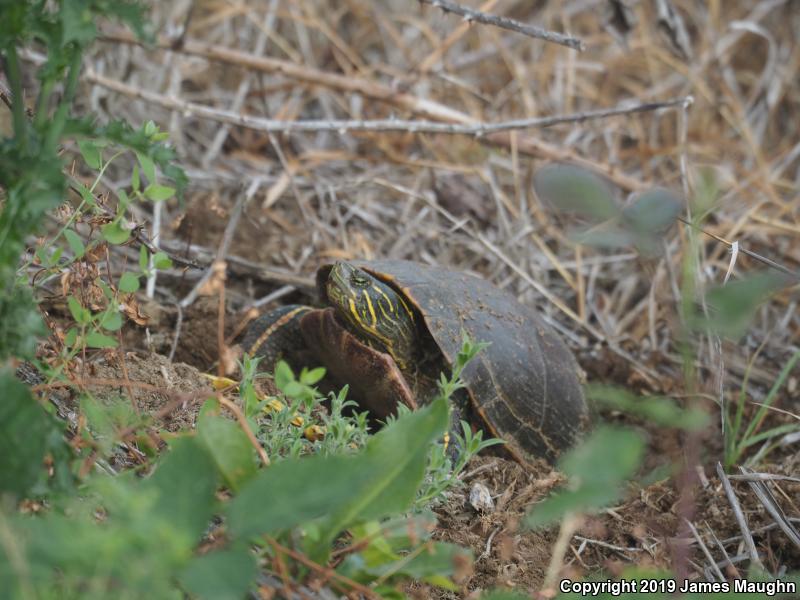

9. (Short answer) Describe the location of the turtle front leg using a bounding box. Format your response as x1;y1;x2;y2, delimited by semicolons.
241;305;318;374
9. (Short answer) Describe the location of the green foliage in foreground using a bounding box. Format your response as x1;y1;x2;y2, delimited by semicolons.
0;332;488;599
0;391;470;598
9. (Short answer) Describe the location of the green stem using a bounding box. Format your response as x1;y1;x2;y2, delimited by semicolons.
33;76;55;130
2;45;28;150
43;48;82;153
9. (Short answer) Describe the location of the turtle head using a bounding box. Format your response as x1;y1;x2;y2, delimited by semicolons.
325;261;417;370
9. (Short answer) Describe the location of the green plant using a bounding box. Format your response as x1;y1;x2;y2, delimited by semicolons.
528;162;800;596
239;355;371;459
724;348;800;469
0;1;185;363
0;386;474;598
382;332;505;506
525;425;646;529
533;163;684;258
242;332;501;504
417;419;504;507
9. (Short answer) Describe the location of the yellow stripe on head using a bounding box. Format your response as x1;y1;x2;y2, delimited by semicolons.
362;290;377;326
327;261;419;371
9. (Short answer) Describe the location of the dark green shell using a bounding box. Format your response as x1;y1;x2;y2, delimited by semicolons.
317;260;590;464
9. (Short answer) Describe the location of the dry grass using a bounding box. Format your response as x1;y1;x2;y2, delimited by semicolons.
77;0;799;359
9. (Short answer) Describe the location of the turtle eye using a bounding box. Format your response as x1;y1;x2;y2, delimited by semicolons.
350;272;370;288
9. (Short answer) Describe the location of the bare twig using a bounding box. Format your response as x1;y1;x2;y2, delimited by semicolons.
715;462;764;570
156;240;316;291
81;68;690;137
706;524;740;577
418;0;584;51
714;518;800;546
167;301;183;363
678;217;800;280
202;1;279;167
728;473;800;484
477;527;501;562
741;466;800;549
685;519;725;581
88;34;647;191
572;536;642;554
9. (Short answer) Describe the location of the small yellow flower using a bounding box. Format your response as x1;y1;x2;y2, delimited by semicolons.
290;413;304;427
304;425;326;442
202;374;238;391
263;398;286;413
443;432;450;452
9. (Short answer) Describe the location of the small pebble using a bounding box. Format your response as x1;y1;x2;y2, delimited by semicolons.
469;482;494;513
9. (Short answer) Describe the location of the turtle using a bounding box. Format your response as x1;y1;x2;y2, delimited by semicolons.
242;260;590;464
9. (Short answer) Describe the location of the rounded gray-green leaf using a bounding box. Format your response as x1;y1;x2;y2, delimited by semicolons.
622;187;683;236
533;163;620;221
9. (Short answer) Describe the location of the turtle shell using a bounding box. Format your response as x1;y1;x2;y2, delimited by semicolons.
316;259;589;464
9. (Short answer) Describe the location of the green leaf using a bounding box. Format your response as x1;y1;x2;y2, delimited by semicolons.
316;397;449;556
0;371;53;496
144;184;175;202
0;283;47;360
587;384;709;430
78;139;102;169
560;426;645;485
300;366;326;386
144;120;158;137
86;332;118;348
99;310;123;332
526;426;645;528
196;413;257;492
533;164;620;221
179;545;257;600
152;251;172;270
119;271;141;293
274;360;294;389
60;1;98;45
698;271;788;338
81;394;122;455
281;380;305;399
136;150;157;183
339;541;469;590
117;189;131;213
227;398;449;553
64;229;85;258
101;220;131;244
525;484;622;528
97;279;115;300
131;161;140;192
622;188;683;236
69;182;95;209
568;224;636;249
146;437;220;539
139;244;149;272
67;295;90;325
64;327;78;348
